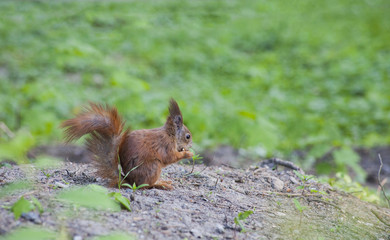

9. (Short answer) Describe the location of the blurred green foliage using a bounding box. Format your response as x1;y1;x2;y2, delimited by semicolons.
11;196;43;220
0;181;33;199
94;233;137;240
321;173;381;204
0;1;389;173
57;184;121;211
0;227;56;240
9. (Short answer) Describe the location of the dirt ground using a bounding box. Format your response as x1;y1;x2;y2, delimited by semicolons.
1;152;390;240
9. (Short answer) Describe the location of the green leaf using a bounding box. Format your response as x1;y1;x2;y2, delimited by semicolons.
11;197;35;219
94;232;137;240
119;162;145;188
305;176;315;181
234;217;245;231
31;197;43;214
237;210;254;221
120;183;133;189
1;227;56;240
88;184;109;193
293;198;307;212
33;156;62;169
57;185;120;211
293;170;304;181
110;192;131;211
0;181;33;199
238;111;256;120
135;184;149;190
192;154;203;161
234;210;253;233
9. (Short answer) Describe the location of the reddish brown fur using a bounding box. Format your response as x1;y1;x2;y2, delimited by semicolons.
61;99;193;190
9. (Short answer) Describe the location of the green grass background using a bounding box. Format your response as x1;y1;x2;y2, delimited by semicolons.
0;0;389;176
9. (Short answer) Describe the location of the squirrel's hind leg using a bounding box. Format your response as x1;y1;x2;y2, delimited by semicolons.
146;180;173;190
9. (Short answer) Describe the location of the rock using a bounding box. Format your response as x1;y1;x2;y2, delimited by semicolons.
215;224;225;234
73;236;82;240
21;212;41;224
190;228;203;238
270;177;284;191
55;181;69;188
235;177;245;183
290;177;299;185
182;214;192;226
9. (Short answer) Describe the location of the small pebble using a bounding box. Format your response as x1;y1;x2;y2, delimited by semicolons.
290;177;299;184
73;235;82;240
55;182;69;188
215;224;225;234
235;177;245;183
190;228;203;238
270;177;284;191
21;212;41;224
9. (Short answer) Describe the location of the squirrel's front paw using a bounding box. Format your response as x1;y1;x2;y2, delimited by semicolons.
175;149;194;160
183;150;194;159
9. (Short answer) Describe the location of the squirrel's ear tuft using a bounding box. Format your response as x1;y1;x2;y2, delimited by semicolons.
169;98;183;129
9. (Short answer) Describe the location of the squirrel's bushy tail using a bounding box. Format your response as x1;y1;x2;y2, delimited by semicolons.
61;103;128;187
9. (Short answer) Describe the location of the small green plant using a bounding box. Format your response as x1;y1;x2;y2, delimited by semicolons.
204;191;214;202
154;207;161;217
185;149;204;176
320;173;381;204
294;170;315;193
41;170;51;179
11;196;43;219
292;198;307;225
112;159;149;210
62;179;70;185
121;182;149;191
234;209;254;233
309;189;327;195
121;182;149;200
293;198;307;212
117;160;144;189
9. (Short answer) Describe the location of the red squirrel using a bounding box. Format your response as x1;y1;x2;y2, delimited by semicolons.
61;99;193;190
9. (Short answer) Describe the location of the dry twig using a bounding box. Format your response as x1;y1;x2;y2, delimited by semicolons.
260;158;304;174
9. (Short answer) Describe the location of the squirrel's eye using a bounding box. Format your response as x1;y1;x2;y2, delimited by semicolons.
185;133;191;139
